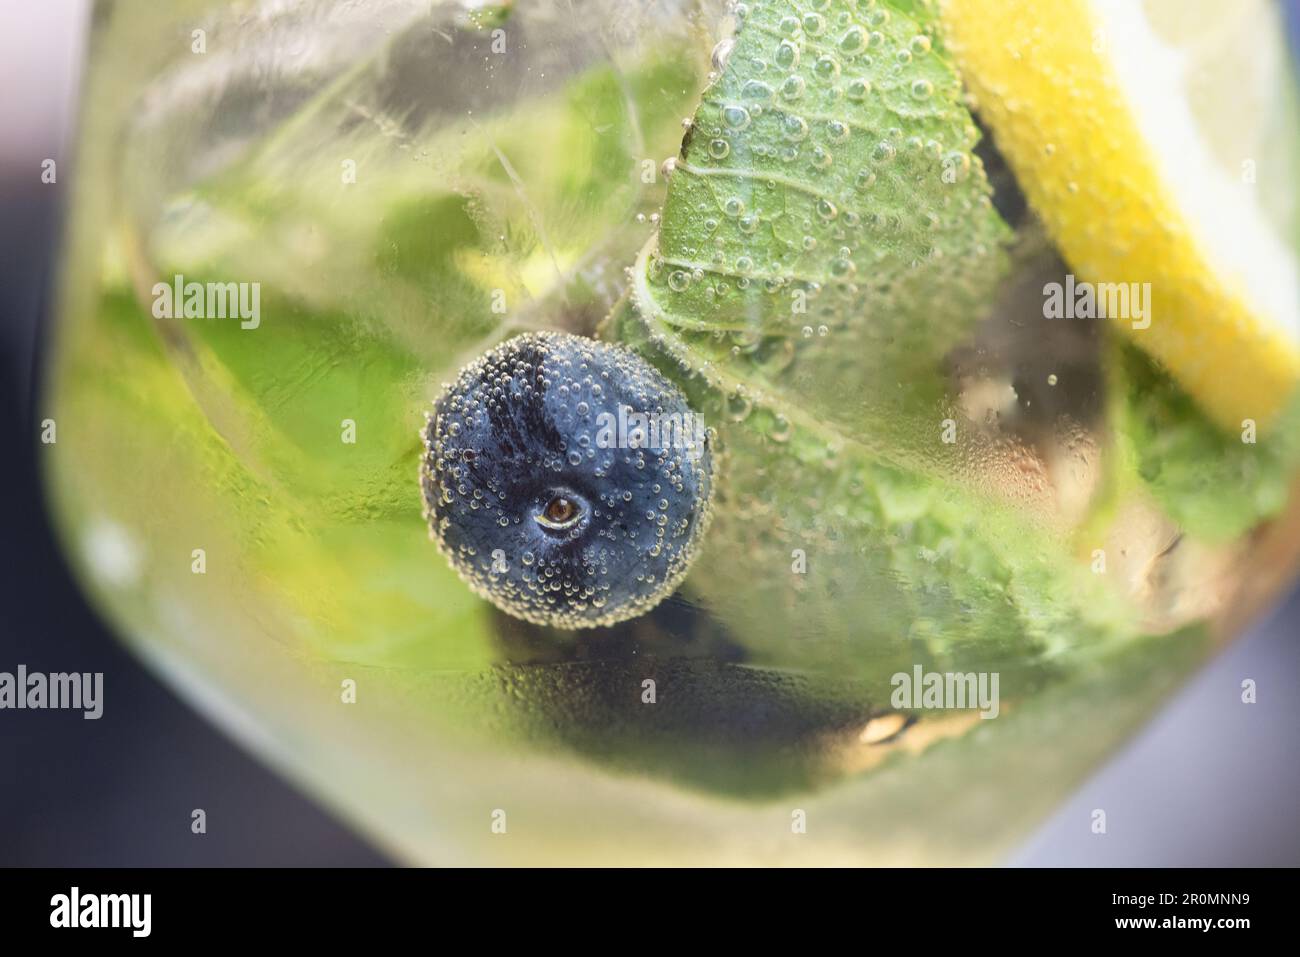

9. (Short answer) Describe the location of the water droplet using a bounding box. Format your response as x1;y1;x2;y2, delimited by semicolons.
723;196;746;217
775;40;800;70
816;198;838;220
943;150;970;181
771;414;792;442
727;392;753;421
810;146;833;169
911;79;933;100
814;55;841;80
827;119;850;143
742;79;773;101
910;34;932;54
846;77;871;101
833;28;866;59
708;138;731;159
723;105;751;130
872;141;896;163
668;270;691;291
780;74;806;100
803;13;826;35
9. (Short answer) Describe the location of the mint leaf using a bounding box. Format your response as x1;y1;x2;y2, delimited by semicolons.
639;0;1009;452
1112;342;1300;544
611;0;1135;694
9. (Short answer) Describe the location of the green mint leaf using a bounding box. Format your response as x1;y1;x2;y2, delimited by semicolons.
637;0;1009;455
612;0;1134;695
1112;342;1300;544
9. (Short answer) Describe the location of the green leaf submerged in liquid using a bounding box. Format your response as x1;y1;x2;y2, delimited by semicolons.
611;0;1134;699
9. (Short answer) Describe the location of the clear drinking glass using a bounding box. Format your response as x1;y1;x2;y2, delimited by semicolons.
42;0;1300;864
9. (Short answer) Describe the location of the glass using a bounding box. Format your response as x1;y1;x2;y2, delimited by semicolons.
42;0;1300;864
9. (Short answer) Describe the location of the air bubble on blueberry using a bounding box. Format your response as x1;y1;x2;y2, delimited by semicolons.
420;331;714;629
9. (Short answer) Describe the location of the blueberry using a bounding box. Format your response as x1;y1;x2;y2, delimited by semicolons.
421;331;714;629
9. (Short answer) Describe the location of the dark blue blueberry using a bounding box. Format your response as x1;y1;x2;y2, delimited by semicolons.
421;331;714;629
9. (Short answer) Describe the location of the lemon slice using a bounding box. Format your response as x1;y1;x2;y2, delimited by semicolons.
939;0;1300;429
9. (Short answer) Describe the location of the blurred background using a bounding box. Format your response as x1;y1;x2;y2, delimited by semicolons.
1;0;1297;866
